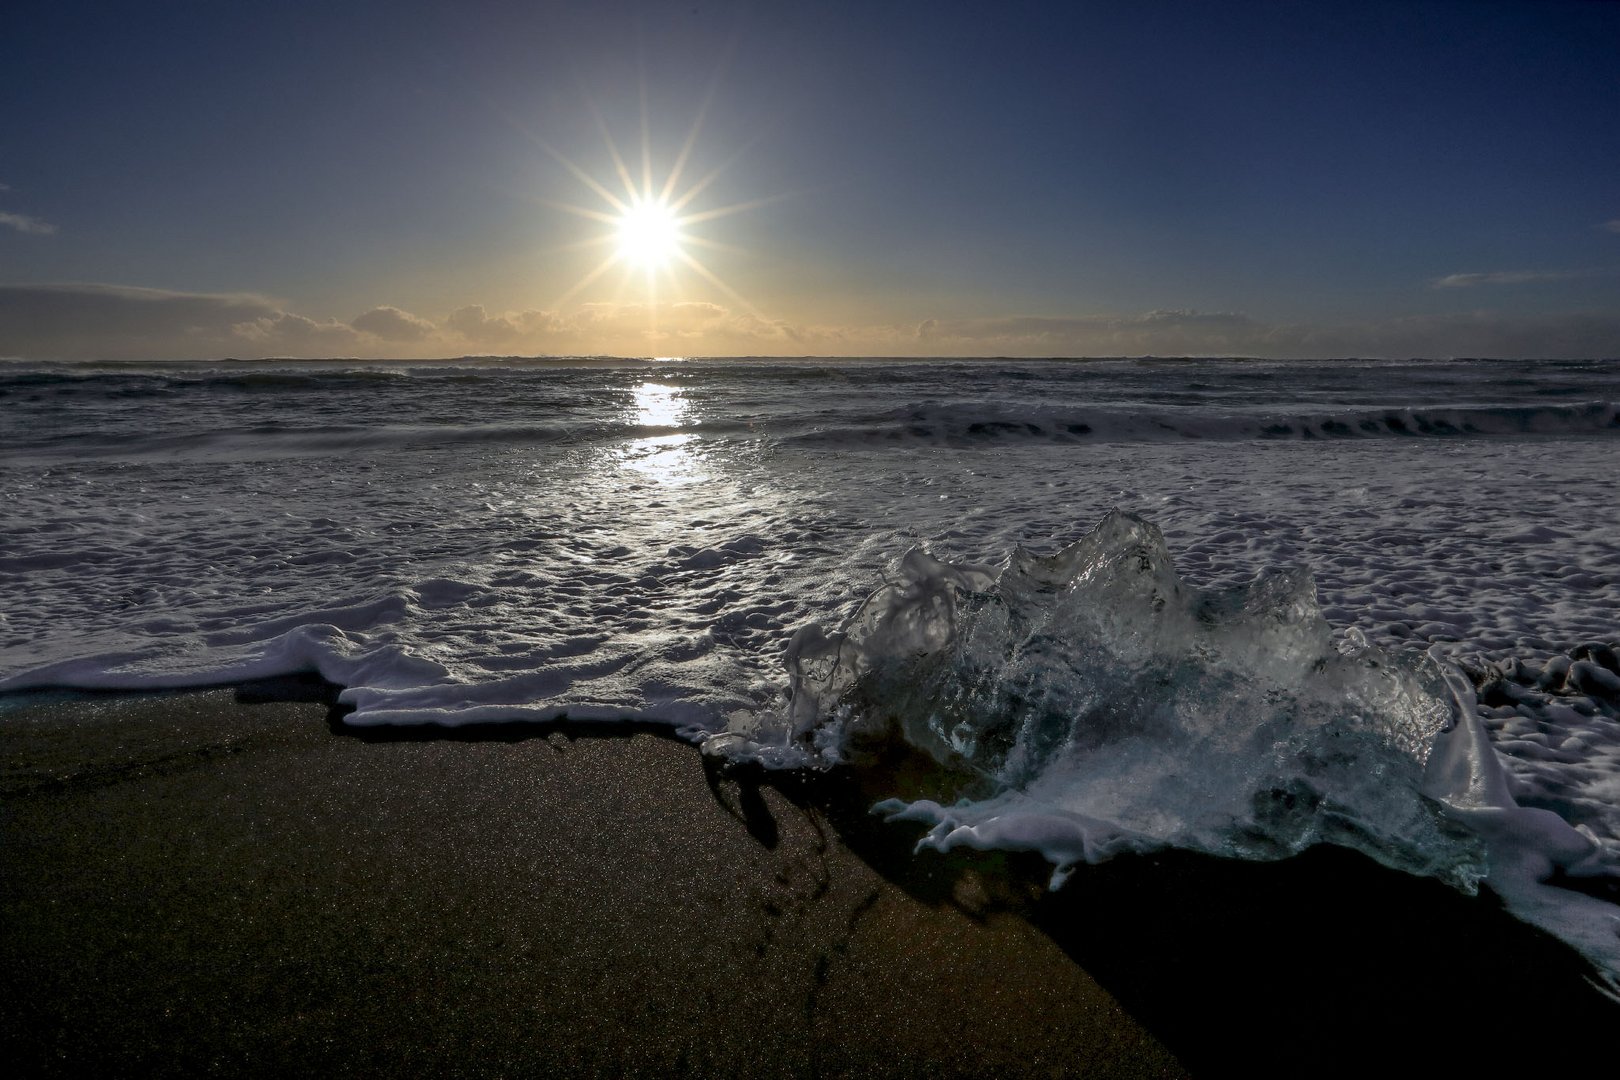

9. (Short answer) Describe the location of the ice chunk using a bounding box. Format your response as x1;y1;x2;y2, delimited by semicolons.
780;512;1480;886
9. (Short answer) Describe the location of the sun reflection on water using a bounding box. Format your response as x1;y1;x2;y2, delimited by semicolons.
633;382;687;429
623;382;701;485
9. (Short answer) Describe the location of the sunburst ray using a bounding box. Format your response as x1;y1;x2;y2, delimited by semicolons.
542;93;780;332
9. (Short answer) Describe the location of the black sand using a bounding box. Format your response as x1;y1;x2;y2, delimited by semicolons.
2;687;1616;1077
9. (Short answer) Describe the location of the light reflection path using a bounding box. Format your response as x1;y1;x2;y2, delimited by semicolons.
623;383;703;485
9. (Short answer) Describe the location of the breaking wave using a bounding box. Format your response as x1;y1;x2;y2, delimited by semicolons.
786;401;1620;446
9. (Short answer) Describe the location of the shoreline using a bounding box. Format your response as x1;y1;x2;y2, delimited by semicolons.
3;686;1616;1076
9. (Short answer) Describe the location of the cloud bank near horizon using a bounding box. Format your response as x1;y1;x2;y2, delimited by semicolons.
2;282;1618;361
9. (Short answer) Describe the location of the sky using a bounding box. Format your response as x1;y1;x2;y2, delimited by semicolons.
2;0;1619;360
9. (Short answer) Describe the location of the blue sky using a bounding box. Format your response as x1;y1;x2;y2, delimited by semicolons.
3;0;1618;358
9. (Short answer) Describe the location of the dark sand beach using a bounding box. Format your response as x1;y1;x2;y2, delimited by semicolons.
2;686;1615;1077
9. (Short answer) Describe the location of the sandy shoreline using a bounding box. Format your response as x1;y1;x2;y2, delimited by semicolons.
2;686;1615;1076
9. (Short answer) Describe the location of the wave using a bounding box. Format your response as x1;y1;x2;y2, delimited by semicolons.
3;417;781;461
785;401;1620;445
0;367;419;396
8;421;584;460
11;402;1617;464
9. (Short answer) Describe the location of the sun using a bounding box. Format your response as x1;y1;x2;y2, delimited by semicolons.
615;197;682;268
529;100;780;317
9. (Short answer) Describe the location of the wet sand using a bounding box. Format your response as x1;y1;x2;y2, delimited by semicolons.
2;687;1615;1077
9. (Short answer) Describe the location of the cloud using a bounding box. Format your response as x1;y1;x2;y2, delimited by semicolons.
915;310;1265;354
1432;270;1591;288
4;282;1618;361
446;304;514;343
446;300;801;353
1601;220;1620;234
0;283;373;359
232;311;362;351
352;305;437;341
908;309;1620;359
447;304;562;347
0;211;56;235
0;285;802;360
0;284;281;358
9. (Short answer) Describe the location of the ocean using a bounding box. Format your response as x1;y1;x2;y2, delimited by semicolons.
2;355;1618;982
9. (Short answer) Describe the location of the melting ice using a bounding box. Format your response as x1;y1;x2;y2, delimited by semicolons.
726;512;1620;983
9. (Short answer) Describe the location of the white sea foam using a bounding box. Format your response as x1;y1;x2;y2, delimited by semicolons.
2;356;1617;977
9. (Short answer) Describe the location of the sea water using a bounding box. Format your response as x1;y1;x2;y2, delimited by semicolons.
2;356;1617;978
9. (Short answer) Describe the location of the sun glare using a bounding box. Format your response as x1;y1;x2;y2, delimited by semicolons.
531;96;779;320
616;198;682;267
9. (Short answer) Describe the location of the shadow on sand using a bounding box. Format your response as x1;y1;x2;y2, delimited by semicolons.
286;673;1620;1073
